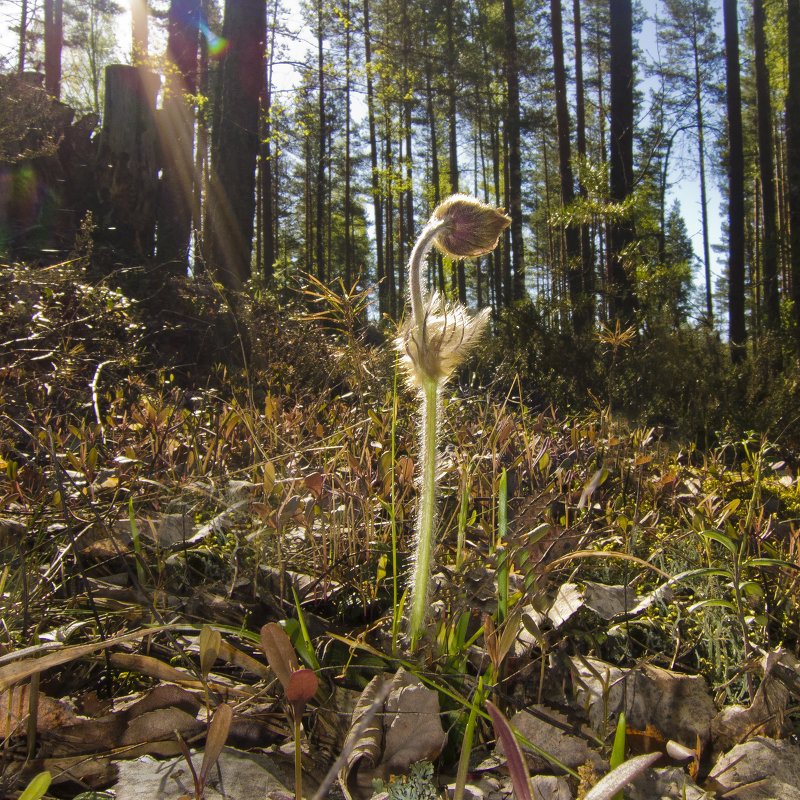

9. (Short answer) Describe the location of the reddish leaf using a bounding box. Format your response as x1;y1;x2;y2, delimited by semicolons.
260;623;298;692
287;668;318;719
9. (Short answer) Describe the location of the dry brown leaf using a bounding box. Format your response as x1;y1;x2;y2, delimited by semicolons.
199;703;234;788
0;626;171;692
121;707;202;746
217;639;272;679
338;669;446;800
109;652;198;684
0;684;78;737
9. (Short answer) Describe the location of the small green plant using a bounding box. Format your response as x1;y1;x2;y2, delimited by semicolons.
373;760;439;800
17;772;51;800
396;194;510;647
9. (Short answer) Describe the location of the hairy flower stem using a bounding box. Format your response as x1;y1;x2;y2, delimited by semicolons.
408;220;445;331
399;195;510;648
408;375;440;646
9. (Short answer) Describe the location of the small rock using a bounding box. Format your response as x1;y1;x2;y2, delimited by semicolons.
445;782;486;800
708;736;800;800
494;706;601;774
113;747;296;800
711;650;791;753
625;766;711;799
571;657;716;750
530;775;573;799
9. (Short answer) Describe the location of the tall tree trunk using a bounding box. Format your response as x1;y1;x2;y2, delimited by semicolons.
344;0;353;288
425;44;445;293
363;0;385;315
193;0;210;275
503;0;525;300
18;0;28;74
444;0;466;302
574;0;595;328
156;0;200;271
385;119;396;319
788;0;800;347
551;0;586;334
689;11;714;323
752;0;780;329
724;0;746;354
207;0;265;290
44;0;63;97
608;0;636;324
260;0;279;283
316;0;326;282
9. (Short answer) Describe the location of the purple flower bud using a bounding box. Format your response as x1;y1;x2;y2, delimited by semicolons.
431;194;511;259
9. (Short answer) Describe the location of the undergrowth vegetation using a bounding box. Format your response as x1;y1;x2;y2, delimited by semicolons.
1;260;799;796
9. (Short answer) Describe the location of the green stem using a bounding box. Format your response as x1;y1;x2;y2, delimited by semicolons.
294;713;302;800
408;219;445;331
409;376;440;646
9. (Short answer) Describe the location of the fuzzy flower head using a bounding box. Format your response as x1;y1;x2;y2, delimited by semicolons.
397;194;508;389
431;194;511;259
397;292;491;388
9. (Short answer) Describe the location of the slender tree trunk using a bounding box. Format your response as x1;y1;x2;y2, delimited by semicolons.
552;0;586;334
156;0;200;271
363;0;385;315
503;0;525;300
608;0;636;324
193;0;209;274
724;0;746;354
44;0;63;98
425;44;445;293
444;0;465;302
206;0;265;290
752;0;780;328
18;0;27;74
687;14;713;323
490;119;504;307
574;0;595;328
260;0;279;283
385;119;396;319
788;0;800;347
344;0;353;287
316;0;326;282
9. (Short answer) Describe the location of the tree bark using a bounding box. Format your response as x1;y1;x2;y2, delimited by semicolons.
724;0;746;354
44;0;63;98
98;65;161;258
316;0;326;282
18;0;28;74
574;0;595;328
788;0;800;347
344;0;353;288
206;0;265;290
552;0;586;334
608;0;636;324
503;0;525;301
156;0;200;271
363;0;386;316
752;0;780;328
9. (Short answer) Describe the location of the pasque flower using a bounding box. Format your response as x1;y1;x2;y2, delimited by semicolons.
397;195;510;646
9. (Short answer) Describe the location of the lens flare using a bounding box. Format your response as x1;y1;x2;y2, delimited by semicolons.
199;19;229;59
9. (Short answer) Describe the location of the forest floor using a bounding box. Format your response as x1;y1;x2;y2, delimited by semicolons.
1;259;800;800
